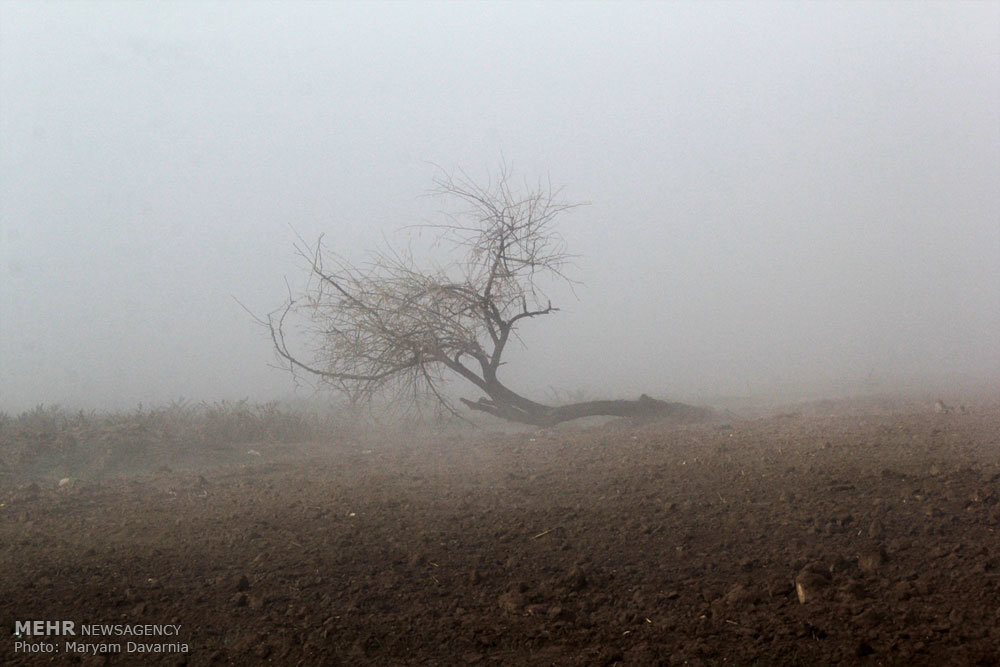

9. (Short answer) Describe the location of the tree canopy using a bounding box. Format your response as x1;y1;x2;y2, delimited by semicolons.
267;166;707;426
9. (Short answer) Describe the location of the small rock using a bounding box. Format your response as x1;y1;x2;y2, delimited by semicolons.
858;547;888;574
498;590;525;614
972;488;997;504
236;575;251;592
795;562;831;604
722;583;753;605
891;580;914;601
231;593;247;607
795;576;825;604
564;566;587;591
58;477;72;488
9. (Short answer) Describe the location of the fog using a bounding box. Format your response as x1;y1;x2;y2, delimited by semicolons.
1;1;997;414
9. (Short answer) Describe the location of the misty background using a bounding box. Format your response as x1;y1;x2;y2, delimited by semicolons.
1;1;997;414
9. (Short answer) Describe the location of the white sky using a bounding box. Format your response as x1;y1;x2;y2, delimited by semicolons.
2;1;998;412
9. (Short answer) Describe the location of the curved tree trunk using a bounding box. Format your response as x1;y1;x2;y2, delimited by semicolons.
460;393;712;427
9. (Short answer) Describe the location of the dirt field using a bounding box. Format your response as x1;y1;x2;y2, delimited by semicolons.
2;396;999;666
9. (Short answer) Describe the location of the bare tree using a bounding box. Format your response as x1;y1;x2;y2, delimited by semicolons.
266;166;708;427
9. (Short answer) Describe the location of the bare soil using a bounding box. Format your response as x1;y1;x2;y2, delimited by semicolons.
2;397;999;666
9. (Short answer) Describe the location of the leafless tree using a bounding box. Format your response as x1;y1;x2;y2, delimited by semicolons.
266;166;707;427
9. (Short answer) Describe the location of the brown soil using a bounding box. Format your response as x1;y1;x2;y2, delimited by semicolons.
2;398;999;666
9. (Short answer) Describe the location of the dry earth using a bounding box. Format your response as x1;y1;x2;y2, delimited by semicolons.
2;396;999;666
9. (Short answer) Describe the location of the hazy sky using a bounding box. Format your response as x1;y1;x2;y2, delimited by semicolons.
2;1;998;412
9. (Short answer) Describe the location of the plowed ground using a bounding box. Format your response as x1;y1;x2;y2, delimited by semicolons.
2;399;999;666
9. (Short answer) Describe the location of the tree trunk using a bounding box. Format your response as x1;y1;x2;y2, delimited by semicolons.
460;393;712;427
